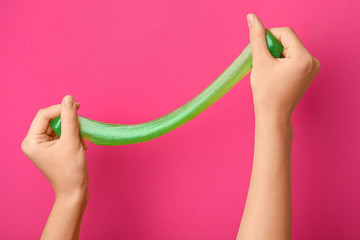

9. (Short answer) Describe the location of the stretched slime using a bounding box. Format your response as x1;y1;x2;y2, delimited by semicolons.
50;30;283;145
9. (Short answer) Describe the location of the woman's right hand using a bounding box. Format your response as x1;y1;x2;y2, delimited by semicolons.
247;14;320;121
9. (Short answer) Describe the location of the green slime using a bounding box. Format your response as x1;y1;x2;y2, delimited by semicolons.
51;30;283;145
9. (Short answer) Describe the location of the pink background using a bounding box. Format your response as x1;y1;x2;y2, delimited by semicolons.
1;0;359;239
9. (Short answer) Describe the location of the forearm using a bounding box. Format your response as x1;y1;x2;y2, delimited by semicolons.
237;114;293;240
41;190;88;240
72;191;89;240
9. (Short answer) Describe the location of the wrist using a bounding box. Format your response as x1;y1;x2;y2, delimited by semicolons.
255;111;293;134
55;186;89;206
255;113;293;143
254;109;292;126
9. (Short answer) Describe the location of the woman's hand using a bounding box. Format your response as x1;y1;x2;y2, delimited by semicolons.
237;14;320;240
248;14;320;121
21;95;89;240
22;95;88;198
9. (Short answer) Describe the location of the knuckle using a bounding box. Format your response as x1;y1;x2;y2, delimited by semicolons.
21;139;33;157
298;53;317;73
62;115;77;124
20;139;28;153
284;27;294;33
280;27;296;38
36;108;45;117
300;51;312;62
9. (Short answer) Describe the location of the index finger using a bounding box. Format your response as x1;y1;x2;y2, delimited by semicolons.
269;27;308;58
27;103;80;136
27;104;62;136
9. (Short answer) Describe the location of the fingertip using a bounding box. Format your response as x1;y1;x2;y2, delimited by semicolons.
61;96;80;110
249;14;265;30
60;95;80;142
61;95;77;116
246;13;256;28
62;95;75;108
247;13;272;64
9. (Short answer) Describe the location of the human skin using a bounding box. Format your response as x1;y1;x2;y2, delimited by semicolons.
21;95;89;240
236;14;320;240
20;13;319;239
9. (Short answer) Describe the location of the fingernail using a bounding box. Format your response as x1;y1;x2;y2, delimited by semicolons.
64;95;74;107
247;14;255;28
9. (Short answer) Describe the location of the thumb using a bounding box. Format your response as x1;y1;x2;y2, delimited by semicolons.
60;95;80;143
247;13;272;65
